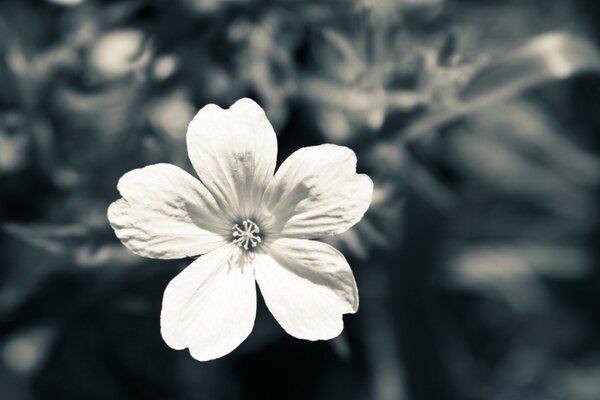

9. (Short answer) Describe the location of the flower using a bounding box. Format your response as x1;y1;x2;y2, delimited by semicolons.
107;98;373;361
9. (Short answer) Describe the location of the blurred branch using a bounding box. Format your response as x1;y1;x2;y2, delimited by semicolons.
402;32;600;143
2;220;141;269
298;77;425;113
394;31;600;214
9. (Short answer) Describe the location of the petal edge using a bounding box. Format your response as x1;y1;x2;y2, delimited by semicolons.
161;245;257;361
186;98;278;220
108;163;228;259
254;238;358;341
265;144;373;239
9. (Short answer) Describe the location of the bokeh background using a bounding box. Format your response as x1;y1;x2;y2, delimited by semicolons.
2;0;600;399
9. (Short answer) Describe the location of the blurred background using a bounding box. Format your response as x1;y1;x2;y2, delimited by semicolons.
2;0;600;399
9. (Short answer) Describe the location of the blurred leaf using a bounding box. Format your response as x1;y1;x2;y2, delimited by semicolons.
180;0;252;16
228;11;300;131
0;111;30;174
1;326;55;375
404;32;600;140
397;0;445;21
323;180;402;259
144;87;195;166
86;28;153;84
2;220;141;269
462;101;600;187
444;243;590;309
434;100;600;220
46;0;86;6
460;32;600;105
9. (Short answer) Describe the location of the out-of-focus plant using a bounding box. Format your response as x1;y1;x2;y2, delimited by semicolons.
386;29;600;400
1;0;600;399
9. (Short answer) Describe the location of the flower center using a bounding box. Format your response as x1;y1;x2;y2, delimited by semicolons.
231;219;262;251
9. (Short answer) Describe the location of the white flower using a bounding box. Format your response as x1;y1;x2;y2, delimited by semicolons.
107;98;373;361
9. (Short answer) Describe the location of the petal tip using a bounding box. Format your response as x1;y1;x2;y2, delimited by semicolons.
287;319;345;342
231;97;265;112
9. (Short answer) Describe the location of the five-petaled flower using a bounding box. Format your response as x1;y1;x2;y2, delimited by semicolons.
108;98;373;361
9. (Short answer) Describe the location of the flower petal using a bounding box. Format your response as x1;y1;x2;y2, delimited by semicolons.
264;144;373;238
161;244;257;361
187;98;278;220
108;163;228;259
254;238;358;340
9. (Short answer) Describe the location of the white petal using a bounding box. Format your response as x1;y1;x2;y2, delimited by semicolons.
254;238;358;341
187;98;278;219
108;163;228;259
161;244;257;361
264;144;373;238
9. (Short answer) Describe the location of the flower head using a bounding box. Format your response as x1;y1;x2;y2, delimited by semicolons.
108;98;373;361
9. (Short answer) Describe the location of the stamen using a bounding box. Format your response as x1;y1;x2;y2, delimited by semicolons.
231;219;262;251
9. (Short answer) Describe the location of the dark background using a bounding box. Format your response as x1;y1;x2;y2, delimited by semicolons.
1;0;600;399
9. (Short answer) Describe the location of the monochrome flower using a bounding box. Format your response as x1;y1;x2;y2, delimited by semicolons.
107;98;373;361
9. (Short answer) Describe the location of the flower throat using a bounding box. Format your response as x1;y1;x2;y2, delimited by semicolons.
231;219;262;250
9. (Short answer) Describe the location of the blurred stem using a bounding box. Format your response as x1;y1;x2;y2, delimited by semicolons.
390;189;462;400
298;77;425;112
398;147;460;213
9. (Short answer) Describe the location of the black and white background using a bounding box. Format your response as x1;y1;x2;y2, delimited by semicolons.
2;0;600;399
